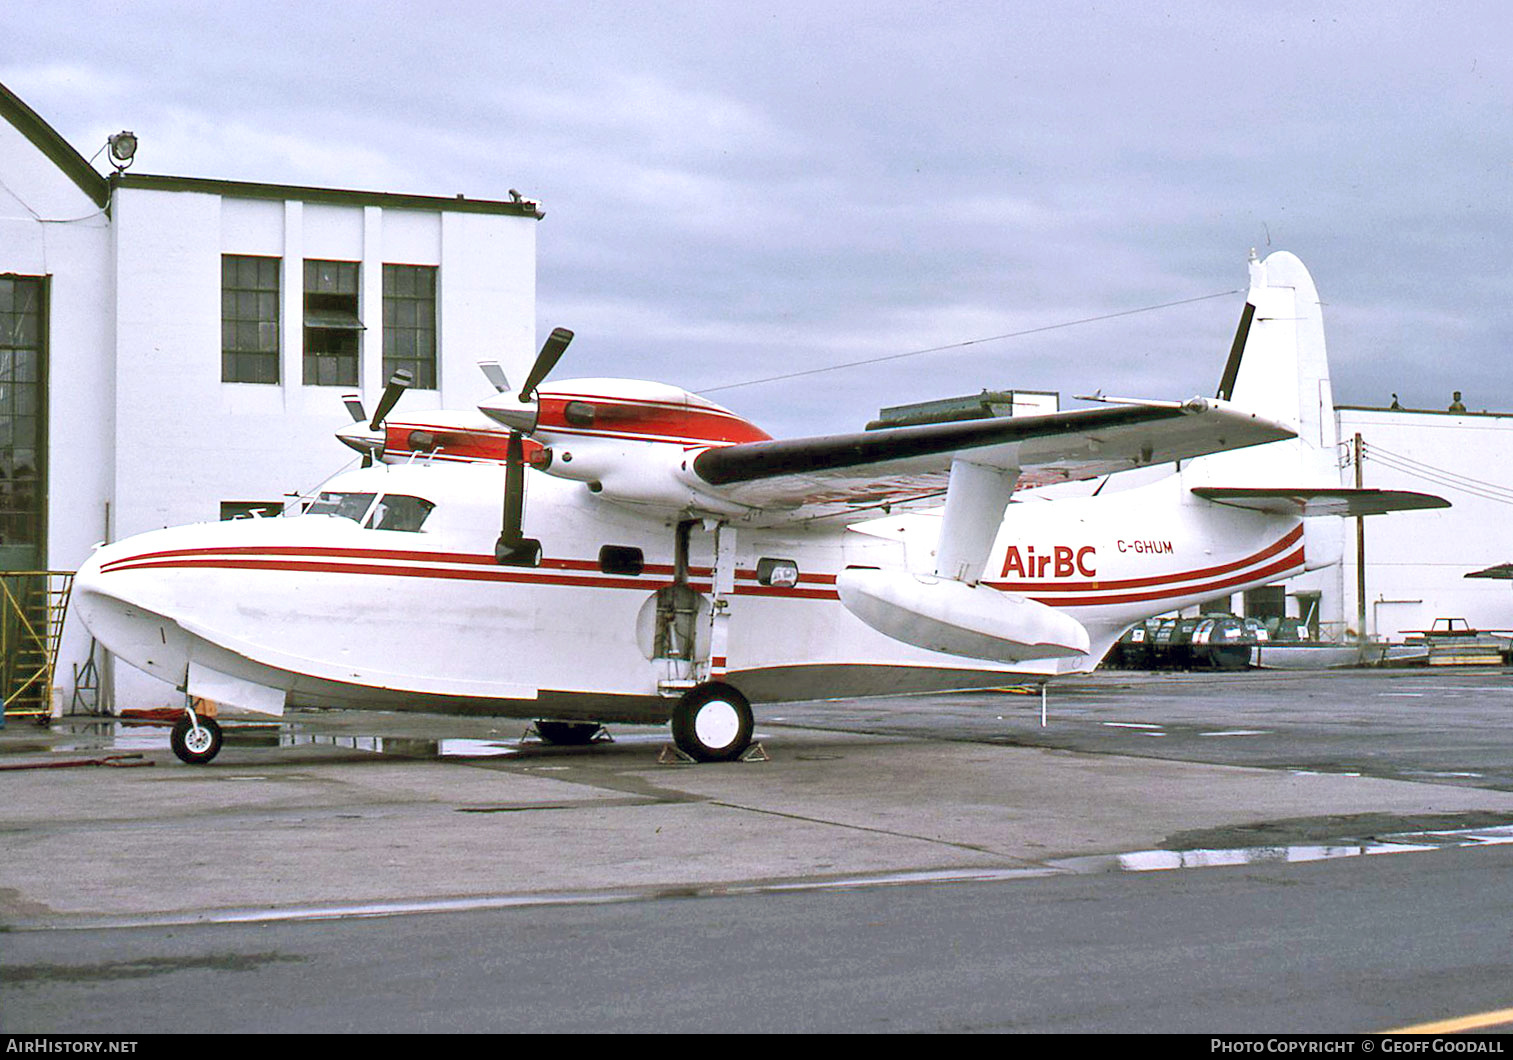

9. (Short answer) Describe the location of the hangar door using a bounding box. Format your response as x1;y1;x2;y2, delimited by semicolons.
0;275;45;571
0;275;52;721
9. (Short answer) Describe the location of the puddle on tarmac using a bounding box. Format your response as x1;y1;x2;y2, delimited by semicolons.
1086;823;1513;873
49;720;282;754
43;720;674;760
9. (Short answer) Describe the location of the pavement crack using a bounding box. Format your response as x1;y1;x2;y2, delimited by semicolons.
704;800;1036;863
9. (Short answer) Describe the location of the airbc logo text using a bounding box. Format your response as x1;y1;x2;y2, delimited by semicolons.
1000;545;1097;579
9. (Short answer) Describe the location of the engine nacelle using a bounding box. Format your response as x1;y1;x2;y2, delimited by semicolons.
836;567;1091;663
544;437;750;516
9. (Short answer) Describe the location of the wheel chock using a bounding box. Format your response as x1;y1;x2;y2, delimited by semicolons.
658;744;697;765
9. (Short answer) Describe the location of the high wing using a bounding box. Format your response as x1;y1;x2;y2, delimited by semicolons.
692;397;1294;521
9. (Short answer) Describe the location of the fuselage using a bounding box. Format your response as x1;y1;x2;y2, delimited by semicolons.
75;449;1306;723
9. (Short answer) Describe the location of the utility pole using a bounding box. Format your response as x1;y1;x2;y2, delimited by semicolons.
1355;432;1367;644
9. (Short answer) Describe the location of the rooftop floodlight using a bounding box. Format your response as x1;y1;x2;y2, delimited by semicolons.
107;130;137;170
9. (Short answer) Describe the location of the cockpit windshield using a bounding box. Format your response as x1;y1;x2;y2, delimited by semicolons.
369;495;434;532
305;491;435;532
307;491;377;522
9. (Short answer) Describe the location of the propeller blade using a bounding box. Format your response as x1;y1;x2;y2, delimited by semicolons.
478;361;510;394
501;431;525;543
494;429;541;566
518;327;574;402
368;369;414;431
342;394;366;423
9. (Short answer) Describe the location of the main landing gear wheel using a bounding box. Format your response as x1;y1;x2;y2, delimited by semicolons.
671;683;754;763
533;720;603;746
170;713;223;765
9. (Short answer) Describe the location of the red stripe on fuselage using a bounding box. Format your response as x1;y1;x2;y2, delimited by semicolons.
102;554;713;593
95;546;841;598
98;529;1299;610
101;544;707;579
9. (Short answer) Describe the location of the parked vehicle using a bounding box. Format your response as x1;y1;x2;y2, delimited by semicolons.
1187;614;1256;670
1103;613;1257;670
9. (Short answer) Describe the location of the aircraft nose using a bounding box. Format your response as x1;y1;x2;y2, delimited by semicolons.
70;538;195;689
72;543;113;606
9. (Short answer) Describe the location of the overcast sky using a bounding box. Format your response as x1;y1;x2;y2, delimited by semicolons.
5;2;1510;437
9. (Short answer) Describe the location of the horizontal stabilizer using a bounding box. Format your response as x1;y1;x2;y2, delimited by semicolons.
1192;487;1449;517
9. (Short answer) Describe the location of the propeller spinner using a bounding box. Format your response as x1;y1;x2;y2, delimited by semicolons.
480;327;574;434
335;368;414;467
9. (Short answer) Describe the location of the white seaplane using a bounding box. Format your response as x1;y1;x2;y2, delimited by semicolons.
74;251;1445;764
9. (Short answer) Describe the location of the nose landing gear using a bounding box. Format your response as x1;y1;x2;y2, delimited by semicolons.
170;706;223;765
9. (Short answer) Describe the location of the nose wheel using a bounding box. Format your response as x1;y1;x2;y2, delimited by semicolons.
170;711;223;765
671;683;753;763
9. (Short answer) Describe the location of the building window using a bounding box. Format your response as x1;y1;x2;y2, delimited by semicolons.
304;260;362;386
383;264;437;389
221;256;280;384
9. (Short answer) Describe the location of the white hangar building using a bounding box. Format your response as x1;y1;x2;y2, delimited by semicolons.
0;81;542;714
1220;403;1513;647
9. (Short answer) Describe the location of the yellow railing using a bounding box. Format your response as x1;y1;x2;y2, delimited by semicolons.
1;571;74;721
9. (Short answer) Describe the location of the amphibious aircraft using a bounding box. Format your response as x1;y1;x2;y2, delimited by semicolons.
74;251;1445;764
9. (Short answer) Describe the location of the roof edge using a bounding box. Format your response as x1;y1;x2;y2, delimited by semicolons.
0;81;111;208
113;173;545;218
1336;404;1513;420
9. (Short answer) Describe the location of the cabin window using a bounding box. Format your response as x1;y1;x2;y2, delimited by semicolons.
756;557;800;588
599;545;645;576
307;491;377;522
367;495;435;533
303;260;363;386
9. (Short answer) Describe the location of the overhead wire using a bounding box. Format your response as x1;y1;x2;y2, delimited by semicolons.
696;289;1243;395
1364;442;1513;506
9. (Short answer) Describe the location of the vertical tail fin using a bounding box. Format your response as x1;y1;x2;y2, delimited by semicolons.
1188;250;1339;489
1223;250;1337;451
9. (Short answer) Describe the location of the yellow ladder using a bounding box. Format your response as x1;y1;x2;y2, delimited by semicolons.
2;571;74;721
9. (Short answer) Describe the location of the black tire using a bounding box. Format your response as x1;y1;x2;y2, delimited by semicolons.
671;683;754;763
170;714;223;765
534;720;602;746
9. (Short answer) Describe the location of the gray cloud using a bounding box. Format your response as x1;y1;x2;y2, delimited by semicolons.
5;1;1510;436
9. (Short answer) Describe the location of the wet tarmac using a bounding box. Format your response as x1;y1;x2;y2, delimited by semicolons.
4;667;1513;924
4;667;1513;1031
